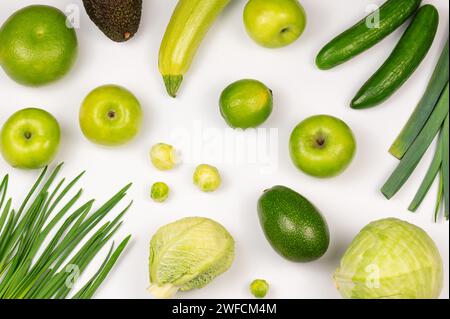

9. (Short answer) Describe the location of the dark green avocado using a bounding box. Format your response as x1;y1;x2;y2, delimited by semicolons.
257;186;330;262
83;0;142;42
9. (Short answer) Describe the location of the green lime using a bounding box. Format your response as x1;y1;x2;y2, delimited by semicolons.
219;79;273;129
0;5;78;86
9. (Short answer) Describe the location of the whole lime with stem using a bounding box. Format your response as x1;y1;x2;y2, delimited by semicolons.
0;5;78;86
219;79;273;129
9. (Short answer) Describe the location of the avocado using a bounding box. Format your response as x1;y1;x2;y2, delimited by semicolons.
82;0;142;42
257;186;330;262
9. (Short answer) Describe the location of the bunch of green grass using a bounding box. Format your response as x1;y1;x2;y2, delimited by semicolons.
0;164;132;299
382;39;449;221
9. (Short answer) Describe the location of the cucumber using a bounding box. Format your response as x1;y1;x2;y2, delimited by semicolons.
316;0;421;70
351;5;439;109
158;0;231;98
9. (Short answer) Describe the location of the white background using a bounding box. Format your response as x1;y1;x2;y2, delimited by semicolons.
0;0;449;299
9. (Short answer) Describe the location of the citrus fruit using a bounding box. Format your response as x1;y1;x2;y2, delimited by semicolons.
219;79;273;129
0;5;78;86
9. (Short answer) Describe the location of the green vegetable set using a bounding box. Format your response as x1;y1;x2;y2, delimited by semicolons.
0;0;448;299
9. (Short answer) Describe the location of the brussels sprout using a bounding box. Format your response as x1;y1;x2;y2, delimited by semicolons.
193;164;221;192
334;218;443;299
151;182;170;202
150;143;177;170
250;279;269;298
149;217;235;299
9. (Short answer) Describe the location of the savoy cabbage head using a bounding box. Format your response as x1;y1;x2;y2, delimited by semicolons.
149;217;235;298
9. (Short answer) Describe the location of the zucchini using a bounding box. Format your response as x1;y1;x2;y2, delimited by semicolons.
316;0;421;70
158;0;231;98
351;5;439;109
390;40;449;159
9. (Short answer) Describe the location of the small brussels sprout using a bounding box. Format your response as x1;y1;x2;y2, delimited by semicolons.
193;164;221;192
150;143;177;170
250;279;269;298
151;182;170;202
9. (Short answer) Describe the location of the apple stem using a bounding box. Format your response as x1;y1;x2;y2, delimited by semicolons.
317;138;325;146
24;132;32;140
107;110;116;119
314;132;327;149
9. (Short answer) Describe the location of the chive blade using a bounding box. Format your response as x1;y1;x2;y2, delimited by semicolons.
0;175;8;211
73;235;131;299
0;199;12;238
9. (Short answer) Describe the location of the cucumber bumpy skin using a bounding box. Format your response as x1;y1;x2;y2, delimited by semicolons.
351;5;439;109
316;0;422;70
158;0;231;98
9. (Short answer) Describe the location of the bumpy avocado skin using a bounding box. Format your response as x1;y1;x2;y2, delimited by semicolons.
258;186;330;262
83;0;142;42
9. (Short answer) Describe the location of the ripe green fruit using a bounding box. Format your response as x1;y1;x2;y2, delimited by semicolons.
0;108;61;169
289;115;356;178
0;5;78;86
79;85;143;146
82;0;142;42
243;0;307;48
193;164;221;192
219;79;273;129
257;185;330;262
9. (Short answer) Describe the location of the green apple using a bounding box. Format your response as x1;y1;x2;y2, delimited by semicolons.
289;115;356;178
79;85;143;146
0;108;61;169
243;0;307;48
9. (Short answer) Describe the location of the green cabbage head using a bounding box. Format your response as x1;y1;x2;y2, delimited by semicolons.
149;217;235;298
334;218;443;299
